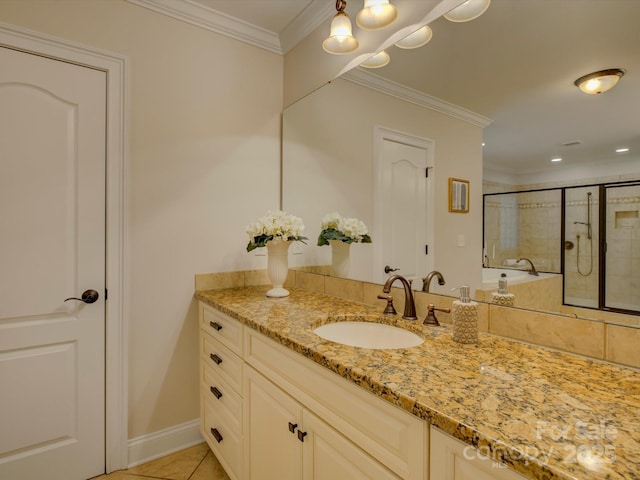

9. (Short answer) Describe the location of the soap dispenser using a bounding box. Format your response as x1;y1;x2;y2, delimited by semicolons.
498;273;508;294
451;285;478;344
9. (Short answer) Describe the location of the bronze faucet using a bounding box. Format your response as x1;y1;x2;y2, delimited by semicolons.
381;275;417;320
421;270;445;292
517;257;539;276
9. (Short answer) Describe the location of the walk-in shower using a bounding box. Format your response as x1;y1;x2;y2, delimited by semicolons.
484;180;640;315
574;191;593;277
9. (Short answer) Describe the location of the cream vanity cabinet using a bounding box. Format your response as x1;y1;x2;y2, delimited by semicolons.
199;303;245;480
245;366;400;479
430;428;528;480
199;302;427;480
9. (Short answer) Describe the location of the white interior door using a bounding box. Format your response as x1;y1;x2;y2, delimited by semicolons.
0;46;106;480
374;128;434;286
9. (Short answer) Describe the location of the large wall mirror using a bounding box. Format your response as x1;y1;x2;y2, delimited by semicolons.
282;0;640;326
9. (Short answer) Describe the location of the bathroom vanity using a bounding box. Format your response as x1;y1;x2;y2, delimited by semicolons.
195;286;640;480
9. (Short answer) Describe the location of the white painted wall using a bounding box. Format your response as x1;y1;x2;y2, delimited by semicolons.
0;0;282;440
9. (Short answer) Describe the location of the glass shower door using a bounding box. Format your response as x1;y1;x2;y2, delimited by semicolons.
605;183;640;311
564;186;599;308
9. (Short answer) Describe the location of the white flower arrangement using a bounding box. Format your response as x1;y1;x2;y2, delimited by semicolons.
246;210;307;252
317;212;372;246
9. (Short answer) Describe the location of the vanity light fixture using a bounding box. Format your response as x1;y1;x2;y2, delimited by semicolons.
356;0;398;30
616;147;630;153
323;0;359;54
361;50;390;68
574;68;625;94
444;0;491;22
395;25;433;49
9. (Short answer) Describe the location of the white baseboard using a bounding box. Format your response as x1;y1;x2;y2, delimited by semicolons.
127;418;203;468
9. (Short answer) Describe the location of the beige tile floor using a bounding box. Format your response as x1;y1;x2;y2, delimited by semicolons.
92;443;230;480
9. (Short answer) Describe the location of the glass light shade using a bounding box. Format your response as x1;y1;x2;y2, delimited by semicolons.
444;0;491;22
574;69;625;94
361;50;390;68
356;0;398;30
322;12;359;54
395;25;433;49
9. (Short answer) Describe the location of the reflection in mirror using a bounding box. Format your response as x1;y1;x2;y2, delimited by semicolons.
282;0;640;326
283;77;483;292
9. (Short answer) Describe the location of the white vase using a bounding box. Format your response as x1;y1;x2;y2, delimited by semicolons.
329;240;351;278
266;240;291;297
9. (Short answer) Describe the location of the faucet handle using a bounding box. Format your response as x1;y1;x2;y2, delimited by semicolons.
377;294;397;315
423;304;451;326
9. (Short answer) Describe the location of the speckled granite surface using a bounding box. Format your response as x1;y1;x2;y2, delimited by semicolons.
195;287;640;480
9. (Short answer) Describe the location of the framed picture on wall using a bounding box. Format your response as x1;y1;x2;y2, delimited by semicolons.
449;178;469;213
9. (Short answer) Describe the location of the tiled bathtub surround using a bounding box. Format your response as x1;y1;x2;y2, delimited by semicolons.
195;269;640;369
194;284;640;480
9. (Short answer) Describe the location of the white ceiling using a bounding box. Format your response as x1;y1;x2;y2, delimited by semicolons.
184;0;640;176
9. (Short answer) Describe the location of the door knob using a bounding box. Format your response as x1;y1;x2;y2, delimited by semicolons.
64;289;99;304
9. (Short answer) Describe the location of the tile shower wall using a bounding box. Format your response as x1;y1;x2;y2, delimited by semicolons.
484;190;561;271
605;185;640;311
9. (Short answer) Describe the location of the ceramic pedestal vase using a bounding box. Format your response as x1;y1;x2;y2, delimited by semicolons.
266;240;291;298
329;240;351;278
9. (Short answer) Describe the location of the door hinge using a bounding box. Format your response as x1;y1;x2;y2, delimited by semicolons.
425;168;429;178
425;245;429;255
105;288;108;300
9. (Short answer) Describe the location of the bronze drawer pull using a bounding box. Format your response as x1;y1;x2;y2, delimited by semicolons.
209;353;223;365
297;430;307;442
288;422;297;433
211;427;223;443
209;321;223;331
210;386;223;399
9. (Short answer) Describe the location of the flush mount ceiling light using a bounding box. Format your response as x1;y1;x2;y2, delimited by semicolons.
361;50;390;68
323;0;359;54
356;0;398;30
616;147;630;153
444;0;491;22
574;68;625;94
395;25;433;49
551;157;563;163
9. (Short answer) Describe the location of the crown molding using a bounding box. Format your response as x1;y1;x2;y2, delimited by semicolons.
279;1;334;54
126;0;331;55
126;0;283;54
342;68;493;128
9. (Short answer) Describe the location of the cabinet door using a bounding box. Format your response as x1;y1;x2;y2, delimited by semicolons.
245;367;303;480
430;428;528;480
302;410;401;480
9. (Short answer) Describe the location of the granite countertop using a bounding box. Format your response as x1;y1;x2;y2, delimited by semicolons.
195;286;640;480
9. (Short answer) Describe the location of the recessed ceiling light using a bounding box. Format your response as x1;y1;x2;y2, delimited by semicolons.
551;157;562;163
616;147;630;153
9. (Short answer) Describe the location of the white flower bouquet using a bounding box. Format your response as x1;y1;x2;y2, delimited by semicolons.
246;210;307;252
317;212;372;246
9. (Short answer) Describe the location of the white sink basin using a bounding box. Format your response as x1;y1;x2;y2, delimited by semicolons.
313;321;424;349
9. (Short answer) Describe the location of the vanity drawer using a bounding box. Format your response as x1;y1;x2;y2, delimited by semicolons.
203;400;242;480
201;364;242;428
202;332;243;395
201;303;243;355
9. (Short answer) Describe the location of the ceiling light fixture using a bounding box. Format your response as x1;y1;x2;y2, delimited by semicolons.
550;157;562;163
361;50;390;68
356;0;398;30
574;68;625;94
395;25;433;49
323;0;359;54
444;0;491;22
616;147;630;153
